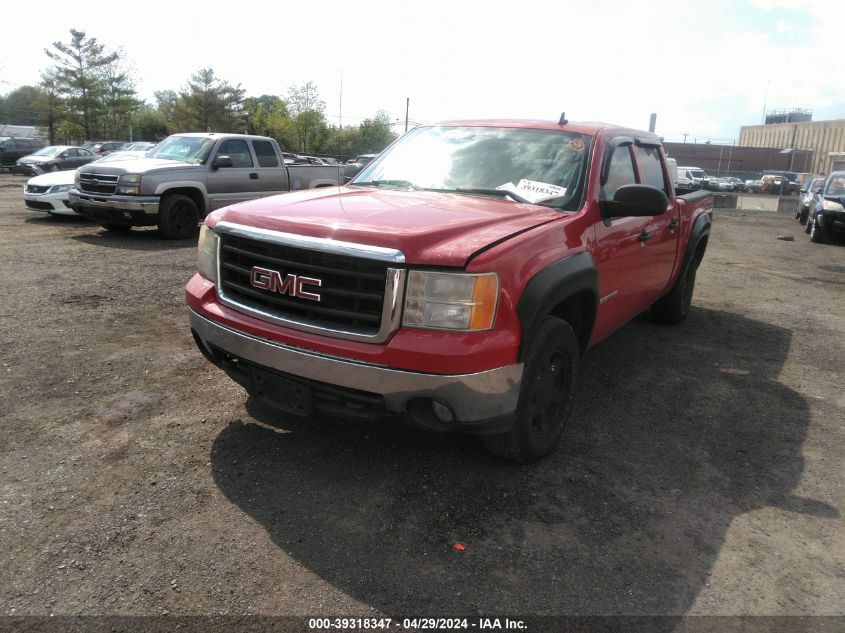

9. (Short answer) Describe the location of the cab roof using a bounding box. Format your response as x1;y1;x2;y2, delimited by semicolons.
433;119;660;142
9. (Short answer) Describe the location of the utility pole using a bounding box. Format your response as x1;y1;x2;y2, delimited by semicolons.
404;98;409;133
682;132;688;143
338;71;343;128
648;113;657;133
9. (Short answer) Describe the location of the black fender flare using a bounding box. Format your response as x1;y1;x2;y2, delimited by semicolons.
682;212;711;274
516;251;598;361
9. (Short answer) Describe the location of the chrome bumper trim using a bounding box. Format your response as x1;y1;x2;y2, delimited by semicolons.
189;310;522;422
68;190;160;214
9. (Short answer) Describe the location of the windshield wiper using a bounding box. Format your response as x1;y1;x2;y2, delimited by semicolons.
353;179;421;191
426;187;533;204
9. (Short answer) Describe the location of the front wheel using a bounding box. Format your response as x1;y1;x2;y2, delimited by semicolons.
158;194;199;240
809;217;828;243
798;207;809;225
482;317;579;464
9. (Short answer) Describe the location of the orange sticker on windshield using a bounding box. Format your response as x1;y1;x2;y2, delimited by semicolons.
569;139;585;151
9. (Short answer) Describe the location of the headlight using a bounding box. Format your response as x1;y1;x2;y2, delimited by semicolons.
822;199;844;212
197;225;219;282
403;271;498;331
74;171;80;189
50;184;71;193
116;173;142;195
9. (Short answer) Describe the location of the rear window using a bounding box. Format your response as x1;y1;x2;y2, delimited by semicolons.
252;140;279;167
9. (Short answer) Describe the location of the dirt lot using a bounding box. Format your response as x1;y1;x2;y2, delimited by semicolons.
1;172;843;630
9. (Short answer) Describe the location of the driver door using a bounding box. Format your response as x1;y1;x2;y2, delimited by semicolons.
206;139;261;210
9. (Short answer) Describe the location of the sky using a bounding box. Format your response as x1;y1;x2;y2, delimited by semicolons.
1;0;843;143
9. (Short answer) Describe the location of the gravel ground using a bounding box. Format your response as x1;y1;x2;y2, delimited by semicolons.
0;173;843;631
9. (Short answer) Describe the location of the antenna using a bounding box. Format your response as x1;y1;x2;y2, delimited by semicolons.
558;112;568;125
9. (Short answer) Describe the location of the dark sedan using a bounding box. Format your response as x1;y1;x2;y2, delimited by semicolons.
14;146;96;176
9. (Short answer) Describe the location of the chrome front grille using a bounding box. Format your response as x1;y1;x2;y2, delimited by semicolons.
78;173;119;195
215;222;406;343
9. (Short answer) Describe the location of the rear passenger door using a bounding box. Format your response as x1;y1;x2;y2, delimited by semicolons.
206;139;261;210
252;139;290;197
633;142;679;298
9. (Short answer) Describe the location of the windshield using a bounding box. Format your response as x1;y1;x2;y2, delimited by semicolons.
825;174;845;195
32;146;64;157
352;126;592;208
689;169;706;179
146;136;214;164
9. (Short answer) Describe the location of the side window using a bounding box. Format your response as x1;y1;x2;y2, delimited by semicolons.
602;145;636;199
65;148;79;157
635;145;668;194
80;148;93;156
215;139;254;168
252;140;279;168
4;139;15;150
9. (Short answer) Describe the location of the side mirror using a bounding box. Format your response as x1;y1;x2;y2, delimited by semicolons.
814;187;823;194
601;184;669;218
211;155;233;169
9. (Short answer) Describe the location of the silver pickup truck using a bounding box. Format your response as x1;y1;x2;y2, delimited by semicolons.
69;133;347;239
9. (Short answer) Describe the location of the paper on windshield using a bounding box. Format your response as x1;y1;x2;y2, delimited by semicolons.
496;179;566;203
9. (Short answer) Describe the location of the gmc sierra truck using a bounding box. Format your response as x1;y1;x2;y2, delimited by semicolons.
69;133;347;239
186;118;713;463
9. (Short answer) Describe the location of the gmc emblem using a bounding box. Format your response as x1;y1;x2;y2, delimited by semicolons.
249;266;322;302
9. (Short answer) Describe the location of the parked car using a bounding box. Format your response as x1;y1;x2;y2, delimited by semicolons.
23;170;80;216
796;177;826;224
763;170;800;195
81;141;125;156
677;166;708;189
22;150;149;218
805;171;845;243
121;142;156;152
761;174;790;195
14;146;96;175
186;118;713;463
721;176;745;192
70;133;357;239
745;179;764;193
0;137;47;171
676;175;699;193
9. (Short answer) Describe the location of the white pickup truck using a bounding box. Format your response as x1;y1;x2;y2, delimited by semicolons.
69;133;349;239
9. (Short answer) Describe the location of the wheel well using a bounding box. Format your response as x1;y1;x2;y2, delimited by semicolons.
161;188;206;216
547;290;596;354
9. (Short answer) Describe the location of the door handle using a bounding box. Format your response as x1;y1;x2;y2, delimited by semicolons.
249;172;258;180
669;219;679;230
638;231;652;242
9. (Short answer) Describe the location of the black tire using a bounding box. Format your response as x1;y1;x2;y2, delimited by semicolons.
158;194;199;240
48;164;59;172
798;207;809;225
809;217;828;243
482;317;579;464
651;260;697;324
101;223;132;232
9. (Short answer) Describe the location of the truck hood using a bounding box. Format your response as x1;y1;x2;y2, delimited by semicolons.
209;186;565;266
78;157;196;175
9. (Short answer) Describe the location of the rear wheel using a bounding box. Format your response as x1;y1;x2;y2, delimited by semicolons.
798;207;809;224
651;260;697;324
482;317;579;464
101;223;132;232
158;194;199;240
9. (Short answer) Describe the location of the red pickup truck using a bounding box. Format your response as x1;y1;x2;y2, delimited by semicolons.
186;118;713;463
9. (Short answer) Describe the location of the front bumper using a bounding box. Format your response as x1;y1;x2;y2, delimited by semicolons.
15;164;45;176
24;192;80;215
189;310;522;433
69;190;160;224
